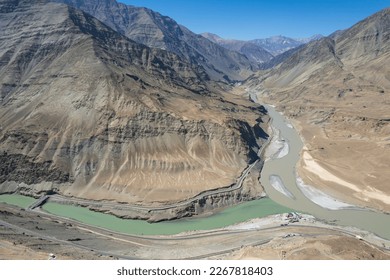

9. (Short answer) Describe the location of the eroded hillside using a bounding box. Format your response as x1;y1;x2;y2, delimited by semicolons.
0;0;266;206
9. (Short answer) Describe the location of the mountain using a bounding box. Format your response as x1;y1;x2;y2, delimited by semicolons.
295;34;324;44
201;32;274;64
259;45;305;70
51;0;256;82
201;32;323;68
0;0;266;208
250;35;323;56
245;8;390;212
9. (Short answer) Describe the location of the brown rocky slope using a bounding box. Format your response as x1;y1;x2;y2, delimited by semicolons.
0;0;266;208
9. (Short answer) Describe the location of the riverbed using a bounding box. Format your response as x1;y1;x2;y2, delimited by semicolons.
260;105;390;240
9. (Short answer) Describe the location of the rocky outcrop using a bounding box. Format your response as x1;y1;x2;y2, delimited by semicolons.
0;152;71;185
42;159;265;222
92;180;265;222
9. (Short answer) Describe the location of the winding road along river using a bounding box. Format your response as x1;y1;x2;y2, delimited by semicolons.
261;105;390;240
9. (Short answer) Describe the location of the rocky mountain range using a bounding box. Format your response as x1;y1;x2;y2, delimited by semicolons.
202;33;323;57
0;0;389;216
201;32;323;68
51;0;257;82
245;8;390;212
0;0;266;206
201;32;274;64
250;34;323;56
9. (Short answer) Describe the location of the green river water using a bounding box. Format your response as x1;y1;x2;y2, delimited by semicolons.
0;194;291;235
0;194;36;209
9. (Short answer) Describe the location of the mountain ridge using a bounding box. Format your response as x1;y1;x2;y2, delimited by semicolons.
0;0;266;209
201;32;323;68
201;32;274;64
250;34;323;55
52;0;257;82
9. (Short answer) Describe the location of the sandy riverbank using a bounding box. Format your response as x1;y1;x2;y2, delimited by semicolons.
264;127;289;160
295;175;355;210
299;147;390;211
269;175;294;199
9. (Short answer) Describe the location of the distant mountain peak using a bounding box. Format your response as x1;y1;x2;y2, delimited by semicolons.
201;32;274;64
201;32;324;64
250;34;323;56
295;34;324;44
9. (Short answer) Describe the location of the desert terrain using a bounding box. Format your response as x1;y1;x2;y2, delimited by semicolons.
1;0;390;261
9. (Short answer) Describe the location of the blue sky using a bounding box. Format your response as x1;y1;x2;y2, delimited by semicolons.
119;0;389;40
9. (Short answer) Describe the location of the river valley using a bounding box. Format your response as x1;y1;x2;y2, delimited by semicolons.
260;104;390;240
1;97;389;259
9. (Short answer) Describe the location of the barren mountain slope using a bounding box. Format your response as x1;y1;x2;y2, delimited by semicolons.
0;0;266;205
245;8;390;211
52;0;256;82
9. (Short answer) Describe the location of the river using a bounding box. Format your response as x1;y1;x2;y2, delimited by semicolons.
261;105;390;240
1;104;389;238
0;194;36;209
0;194;291;235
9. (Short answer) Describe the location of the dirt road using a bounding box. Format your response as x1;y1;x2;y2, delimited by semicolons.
1;203;389;260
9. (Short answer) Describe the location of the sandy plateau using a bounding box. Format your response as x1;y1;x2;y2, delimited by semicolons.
293;113;390;212
223;235;390;260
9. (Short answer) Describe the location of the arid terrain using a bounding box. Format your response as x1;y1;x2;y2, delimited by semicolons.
1;0;390;261
0;0;266;212
224;235;390;260
245;8;390;212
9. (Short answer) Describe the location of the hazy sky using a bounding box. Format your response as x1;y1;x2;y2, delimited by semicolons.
120;0;389;40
